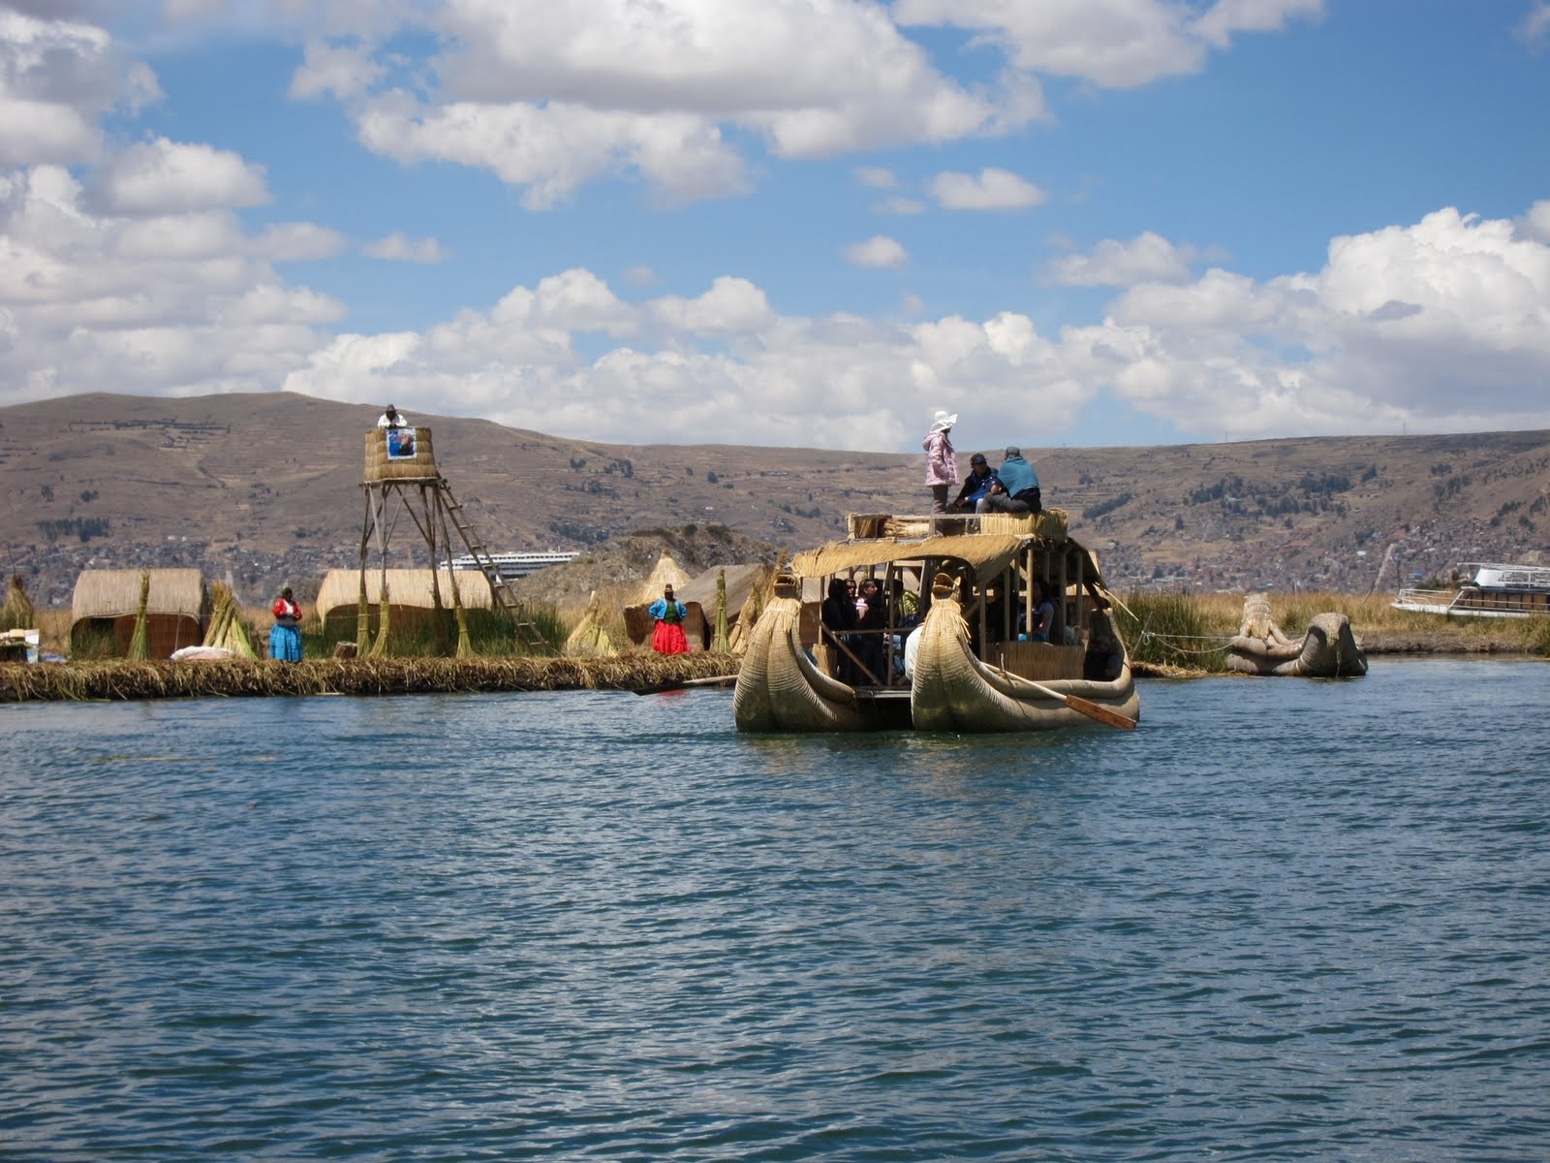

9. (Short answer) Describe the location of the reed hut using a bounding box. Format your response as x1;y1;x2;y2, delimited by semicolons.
675;563;774;653
315;568;494;629
71;569;209;658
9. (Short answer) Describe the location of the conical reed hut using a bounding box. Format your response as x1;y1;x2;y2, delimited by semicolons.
1;574;34;632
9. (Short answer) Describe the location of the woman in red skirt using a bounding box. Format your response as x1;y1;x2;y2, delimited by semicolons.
648;585;690;654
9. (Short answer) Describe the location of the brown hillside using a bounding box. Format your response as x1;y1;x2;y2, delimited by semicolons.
1;392;1546;605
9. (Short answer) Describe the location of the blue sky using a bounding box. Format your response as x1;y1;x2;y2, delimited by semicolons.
2;0;1548;454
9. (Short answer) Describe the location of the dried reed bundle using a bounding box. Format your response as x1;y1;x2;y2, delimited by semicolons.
712;570;730;653
127;572;151;661
202;583;257;658
564;591;618;657
0;575;34;632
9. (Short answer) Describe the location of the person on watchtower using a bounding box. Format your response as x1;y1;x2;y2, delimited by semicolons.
648;585;691;655
377;404;408;428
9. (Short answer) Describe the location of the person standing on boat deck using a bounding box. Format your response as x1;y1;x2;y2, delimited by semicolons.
377;404;408;428
821;577;859;682
856;578;888;683
922;410;959;513
949;453;999;511
648;585;690;655
977;446;1041;515
269;587;303;662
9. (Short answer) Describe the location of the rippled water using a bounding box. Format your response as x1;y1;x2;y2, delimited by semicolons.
3;659;1548;1161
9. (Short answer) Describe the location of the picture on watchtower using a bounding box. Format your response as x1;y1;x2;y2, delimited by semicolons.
386;429;418;459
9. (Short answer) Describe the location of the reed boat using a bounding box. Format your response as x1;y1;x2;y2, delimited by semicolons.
1392;562;1550;619
1224;595;1367;678
733;511;1139;733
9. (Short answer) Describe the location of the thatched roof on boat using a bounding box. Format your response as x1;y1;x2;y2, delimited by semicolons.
315;568;494;622
71;569;207;623
794;532;1105;587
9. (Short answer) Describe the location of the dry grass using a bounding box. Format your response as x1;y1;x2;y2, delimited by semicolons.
0;651;740;702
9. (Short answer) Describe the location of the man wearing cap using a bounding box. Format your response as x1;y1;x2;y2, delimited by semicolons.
950;453;1000;511
977;447;1042;515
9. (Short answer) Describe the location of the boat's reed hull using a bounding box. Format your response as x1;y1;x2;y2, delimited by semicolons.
910;596;1139;733
1225;612;1367;677
733;595;867;732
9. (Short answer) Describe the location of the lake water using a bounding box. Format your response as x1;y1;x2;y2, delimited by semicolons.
2;659;1547;1161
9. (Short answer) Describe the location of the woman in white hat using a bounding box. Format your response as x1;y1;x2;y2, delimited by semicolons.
922;410;959;513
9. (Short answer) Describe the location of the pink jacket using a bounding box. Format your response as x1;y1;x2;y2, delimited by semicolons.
922;429;958;487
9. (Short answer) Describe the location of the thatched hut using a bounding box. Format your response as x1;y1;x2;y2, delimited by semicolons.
674;563;775;653
71;569;209;658
315;568;494;628
564;591;619;658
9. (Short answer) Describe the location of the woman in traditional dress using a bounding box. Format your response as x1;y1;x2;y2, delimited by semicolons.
648;585;690;654
269;587;303;662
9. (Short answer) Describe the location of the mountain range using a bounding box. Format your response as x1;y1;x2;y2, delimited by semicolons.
2;392;1546;608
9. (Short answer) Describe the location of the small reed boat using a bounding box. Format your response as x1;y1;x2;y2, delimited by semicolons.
1225;594;1367;677
734;511;1139;733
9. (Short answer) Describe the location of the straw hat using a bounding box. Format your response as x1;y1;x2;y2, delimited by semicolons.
930;410;957;433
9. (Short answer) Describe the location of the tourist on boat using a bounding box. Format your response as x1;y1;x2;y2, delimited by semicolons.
976;447;1041;515
648;585;691;654
821;577;859;681
377;404;408;428
922;410;959;513
856;578;888;683
269;587;303;662
1027;579;1055;643
1084;614;1125;681
949;453;1000;511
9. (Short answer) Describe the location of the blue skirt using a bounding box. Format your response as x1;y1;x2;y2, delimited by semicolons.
269;623;302;662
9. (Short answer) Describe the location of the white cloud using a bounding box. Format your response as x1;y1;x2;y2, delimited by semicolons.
363;232;447;263
94;138;269;214
1516;1;1550;45
1046;230;1197;286
874;195;926;215
289;38;384;101
0;163;343;405
1520;200;1550;243
844;235;908;269
0;8;160;166
651;276;773;333
895;0;1321;88
855;165;896;189
930;167;1045;211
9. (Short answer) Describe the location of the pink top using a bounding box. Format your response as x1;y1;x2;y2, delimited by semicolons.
922;429;958;487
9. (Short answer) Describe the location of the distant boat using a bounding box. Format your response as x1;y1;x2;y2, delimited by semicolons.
733;511;1139;734
1392;562;1550;619
449;551;578;581
1225;594;1366;678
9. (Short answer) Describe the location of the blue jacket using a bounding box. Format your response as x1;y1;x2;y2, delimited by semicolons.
954;466;1000;506
996;454;1038;498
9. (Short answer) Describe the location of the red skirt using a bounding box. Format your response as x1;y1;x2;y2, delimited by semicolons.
652;621;690;654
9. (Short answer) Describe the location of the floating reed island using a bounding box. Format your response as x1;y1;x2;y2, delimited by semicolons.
0;652;740;703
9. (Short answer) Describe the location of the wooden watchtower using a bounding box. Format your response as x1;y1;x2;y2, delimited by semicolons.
359;426;547;654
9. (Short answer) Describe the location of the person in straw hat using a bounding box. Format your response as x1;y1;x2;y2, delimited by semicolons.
922;409;959;513
377;404;408;428
647;584;691;654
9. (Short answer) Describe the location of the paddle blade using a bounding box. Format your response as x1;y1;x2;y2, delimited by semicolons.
1063;693;1138;730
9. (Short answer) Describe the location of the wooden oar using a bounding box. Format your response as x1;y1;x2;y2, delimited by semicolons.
632;674;738;695
989;661;1137;731
1023;677;1137;730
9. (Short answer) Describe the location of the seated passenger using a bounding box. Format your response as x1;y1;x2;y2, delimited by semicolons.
949;454;999;511
1027;579;1055;643
1084;614;1125;681
976;447;1042;515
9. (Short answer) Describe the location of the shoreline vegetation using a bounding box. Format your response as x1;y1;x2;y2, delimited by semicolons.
4;591;1545;703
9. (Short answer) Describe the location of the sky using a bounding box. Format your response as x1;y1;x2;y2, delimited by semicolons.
2;0;1549;455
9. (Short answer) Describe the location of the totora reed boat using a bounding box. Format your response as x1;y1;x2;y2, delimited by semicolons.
734;510;1139;733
